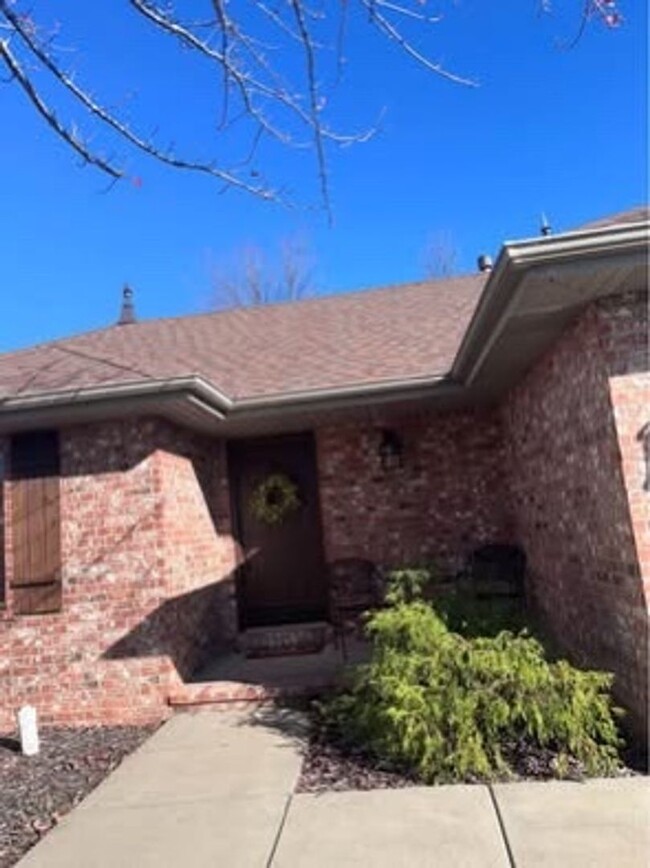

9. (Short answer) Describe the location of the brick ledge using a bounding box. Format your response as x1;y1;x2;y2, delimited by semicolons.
168;677;332;708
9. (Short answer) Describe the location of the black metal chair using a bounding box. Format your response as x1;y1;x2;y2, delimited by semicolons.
327;557;384;659
467;544;526;598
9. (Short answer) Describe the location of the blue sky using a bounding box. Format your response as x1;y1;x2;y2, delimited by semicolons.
0;1;646;351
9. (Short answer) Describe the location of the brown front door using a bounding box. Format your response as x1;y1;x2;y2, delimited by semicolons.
228;432;328;628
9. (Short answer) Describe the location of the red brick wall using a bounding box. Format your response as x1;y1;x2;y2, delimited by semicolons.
154;435;239;678
316;408;515;572
502;292;649;736
0;419;237;730
2;292;646;732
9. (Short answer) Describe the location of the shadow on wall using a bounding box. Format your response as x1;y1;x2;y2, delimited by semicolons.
102;572;238;681
56;419;242;681
638;422;650;492
59;420;162;479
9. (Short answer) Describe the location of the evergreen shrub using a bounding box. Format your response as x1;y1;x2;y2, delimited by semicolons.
322;592;623;782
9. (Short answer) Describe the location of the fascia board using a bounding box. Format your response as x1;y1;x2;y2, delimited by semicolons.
452;221;649;385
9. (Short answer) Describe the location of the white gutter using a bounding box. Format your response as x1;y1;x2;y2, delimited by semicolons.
502;220;649;267
230;373;452;413
452;219;649;385
0;375;231;414
0;370;456;428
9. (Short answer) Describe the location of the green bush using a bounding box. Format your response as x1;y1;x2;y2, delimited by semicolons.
385;564;527;638
384;566;440;605
434;591;528;638
322;601;623;783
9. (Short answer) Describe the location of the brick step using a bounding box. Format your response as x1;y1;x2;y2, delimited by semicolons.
238;621;332;659
168;676;332;710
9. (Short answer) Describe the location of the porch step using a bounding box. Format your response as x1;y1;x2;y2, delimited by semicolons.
239;621;332;659
169;634;370;711
168;676;332;710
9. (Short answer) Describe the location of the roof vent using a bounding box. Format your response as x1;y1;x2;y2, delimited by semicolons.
117;285;136;325
540;213;552;236
477;254;493;273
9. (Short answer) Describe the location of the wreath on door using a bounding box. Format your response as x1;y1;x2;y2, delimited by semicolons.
249;473;301;526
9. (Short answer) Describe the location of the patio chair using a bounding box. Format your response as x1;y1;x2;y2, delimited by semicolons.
466;544;526;598
327;557;384;659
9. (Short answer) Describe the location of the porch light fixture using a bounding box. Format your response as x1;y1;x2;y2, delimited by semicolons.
378;428;403;471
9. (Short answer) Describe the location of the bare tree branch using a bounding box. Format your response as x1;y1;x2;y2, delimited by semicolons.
0;1;622;209
360;0;476;87
422;231;459;279
211;237;316;309
290;0;332;221
0;1;280;199
0;36;121;179
561;0;623;49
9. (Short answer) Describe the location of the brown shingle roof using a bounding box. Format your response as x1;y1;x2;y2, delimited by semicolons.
0;275;487;402
577;206;649;230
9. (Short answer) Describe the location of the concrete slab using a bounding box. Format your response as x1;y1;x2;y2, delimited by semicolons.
77;711;303;809
136;708;307;754
18;796;287;868
76;739;298;808
18;708;648;868
494;777;650;868
272;786;510;868
18;709;303;868
193;639;370;686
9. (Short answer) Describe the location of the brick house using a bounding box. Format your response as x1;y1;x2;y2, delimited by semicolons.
0;209;647;738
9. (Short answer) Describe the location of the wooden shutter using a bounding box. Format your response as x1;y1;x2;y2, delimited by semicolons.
10;431;62;614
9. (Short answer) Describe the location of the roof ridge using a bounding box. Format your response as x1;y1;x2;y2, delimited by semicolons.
0;273;486;358
110;272;485;329
575;205;649;231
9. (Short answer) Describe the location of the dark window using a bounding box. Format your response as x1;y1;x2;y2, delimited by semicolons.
11;430;60;480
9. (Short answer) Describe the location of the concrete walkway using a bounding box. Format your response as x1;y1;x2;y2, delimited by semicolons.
19;711;649;868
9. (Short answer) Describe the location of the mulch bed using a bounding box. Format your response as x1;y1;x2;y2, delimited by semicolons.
296;717;642;794
298;737;419;792
0;725;156;868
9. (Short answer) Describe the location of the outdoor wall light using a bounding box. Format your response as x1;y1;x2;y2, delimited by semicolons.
378;428;404;471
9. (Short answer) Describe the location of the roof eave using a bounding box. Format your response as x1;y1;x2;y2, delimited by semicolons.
452;220;649;387
0;376;231;435
0;220;646;436
0;371;463;435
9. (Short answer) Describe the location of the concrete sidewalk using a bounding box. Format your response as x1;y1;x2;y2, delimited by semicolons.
18;711;649;868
